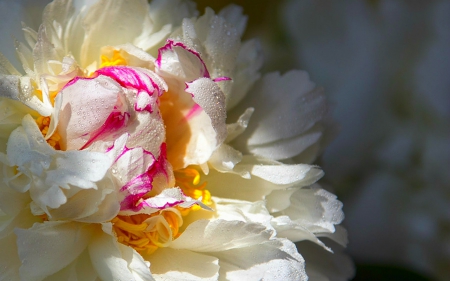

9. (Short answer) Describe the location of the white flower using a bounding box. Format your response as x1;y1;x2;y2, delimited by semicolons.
0;0;350;280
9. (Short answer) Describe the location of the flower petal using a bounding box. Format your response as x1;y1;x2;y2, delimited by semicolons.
231;71;328;160
15;221;94;281
215;239;307;281
170;219;273;252
0;233;21;280
80;0;151;67
88;227;142;281
145;248;219;281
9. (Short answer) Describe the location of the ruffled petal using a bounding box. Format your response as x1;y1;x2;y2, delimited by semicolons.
15;221;94;281
205;157;323;202
231;71;328;161
7;115;112;211
215;239;307;281
170;219;273;252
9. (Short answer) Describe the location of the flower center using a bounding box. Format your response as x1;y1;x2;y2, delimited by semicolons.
174;167;212;215
112;208;182;255
36;116;61;149
112;167;212;253
100;50;127;68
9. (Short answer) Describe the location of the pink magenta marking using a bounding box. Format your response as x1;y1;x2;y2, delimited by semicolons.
156;39;211;78
185;104;202;121
141;199;184;209
120;143;172;211
213;76;232;82
80;110;130;150
97;66;163;113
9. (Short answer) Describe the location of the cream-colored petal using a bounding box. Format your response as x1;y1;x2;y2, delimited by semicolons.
118;243;155;281
215;239;307;281
281;184;344;234
170;219;272;252
88;229;140;281
80;0;151;67
145;247;219;281
15;221;94;281
0;233;21;281
230;71;328;161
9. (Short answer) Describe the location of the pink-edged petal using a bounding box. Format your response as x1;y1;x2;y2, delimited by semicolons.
56;75;123;150
96;66;167;101
156;39;210;81
165;77;226;168
118;143;175;212
121;188;210;215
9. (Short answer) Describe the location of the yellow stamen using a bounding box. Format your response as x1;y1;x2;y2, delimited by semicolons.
99;50;127;68
175;167;212;215
35;116;61;150
112;208;182;255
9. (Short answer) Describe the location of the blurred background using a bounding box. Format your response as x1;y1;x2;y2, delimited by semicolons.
197;0;449;280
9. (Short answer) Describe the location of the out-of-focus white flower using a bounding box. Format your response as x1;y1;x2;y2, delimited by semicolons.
0;0;351;280
283;0;450;279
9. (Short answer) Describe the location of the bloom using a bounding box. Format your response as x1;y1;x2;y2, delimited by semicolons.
0;0;351;280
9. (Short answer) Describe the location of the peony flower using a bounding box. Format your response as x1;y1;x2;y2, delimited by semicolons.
0;0;351;280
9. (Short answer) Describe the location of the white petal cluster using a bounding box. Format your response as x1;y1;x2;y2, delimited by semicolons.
0;0;350;280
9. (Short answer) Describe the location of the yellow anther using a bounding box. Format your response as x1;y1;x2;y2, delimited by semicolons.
175;167;212;212
100;50;127;68
112;209;182;254
35;116;61;150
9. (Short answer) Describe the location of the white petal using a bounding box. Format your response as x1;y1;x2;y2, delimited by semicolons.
205;157;323;202
42;250;98;281
15;221;94;281
48;177;119;223
231;71;328;160
173;8;241;96
170;219;273;252
281;184;344;234
225;107;254;143
218;4;248;38
88;229;137;281
7;115;113;211
186;78;227;147
0;233;21;280
226;39;263;110
213;197;273;229
118;243;155;281
0;75;52;116
80;0;151;67
145;248;219;281
208;144;243;173
296;240;354;281
156;40;209;82
215;239;307;281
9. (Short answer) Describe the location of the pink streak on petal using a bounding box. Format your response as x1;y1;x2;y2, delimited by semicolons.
97;66;164;113
213;76;232;82
97;66;155;95
120;143;172;211
80;110;130;150
156;39;210;78
184;104;202;121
